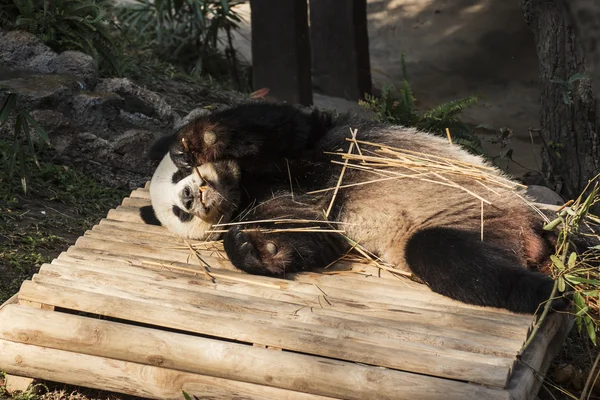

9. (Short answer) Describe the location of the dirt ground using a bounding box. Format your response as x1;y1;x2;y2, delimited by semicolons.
228;0;543;178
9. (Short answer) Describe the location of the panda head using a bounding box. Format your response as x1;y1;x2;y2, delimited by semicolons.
144;153;241;240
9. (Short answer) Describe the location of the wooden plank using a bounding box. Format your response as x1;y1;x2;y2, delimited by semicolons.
80;224;531;321
106;206;147;224
98;218;172;236
48;254;531;332
18;279;514;387
130;188;150;199
72;233;532;331
121;196;151;208
56;249;528;357
293;272;529;318
0;339;336;400
0;304;509;400
50;252;528;325
309;0;371;100
505;313;572;400
250;0;312;106
41;260;523;357
46;245;531;340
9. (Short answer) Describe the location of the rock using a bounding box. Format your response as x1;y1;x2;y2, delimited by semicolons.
0;30;57;73
112;129;157;156
50;51;99;89
0;72;82;109
112;129;159;172
173;107;212;131
28;110;75;150
95;78;180;129
70;91;124;139
525;185;566;206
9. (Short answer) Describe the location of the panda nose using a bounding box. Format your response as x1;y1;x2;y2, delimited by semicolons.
182;186;193;210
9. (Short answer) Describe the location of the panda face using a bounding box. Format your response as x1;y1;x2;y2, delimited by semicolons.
149;154;241;240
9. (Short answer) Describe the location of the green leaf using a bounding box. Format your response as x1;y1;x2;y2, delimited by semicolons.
567;251;577;269
181;390;193;400
557;276;566;292
582;290;600;297
550;255;565;271
8;135;20;176
565;275;600;286
0;93;17;125
568;72;587;83
23;111;50;145
585;316;597;345
19;144;27;194
543;217;562;231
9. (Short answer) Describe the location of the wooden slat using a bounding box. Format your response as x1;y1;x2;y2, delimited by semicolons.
83;222;532;321
98;219;172;236
0;304;510;400
121;196;151;208
42;260;522;357
57;250;529;360
72;233;531;334
506;313;572;400
106;206;147;224
19;278;513;388
51;245;532;341
50;253;531;330
130;189;150;199
51;252;528;325
0;339;335;400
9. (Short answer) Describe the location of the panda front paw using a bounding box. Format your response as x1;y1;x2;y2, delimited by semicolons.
223;226;291;277
172;118;230;167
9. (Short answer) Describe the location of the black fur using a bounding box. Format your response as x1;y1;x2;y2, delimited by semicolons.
171;169;188;184
170;102;334;175
148;134;178;161
140;205;162;226
404;227;567;314
172;205;194;223
223;195;349;277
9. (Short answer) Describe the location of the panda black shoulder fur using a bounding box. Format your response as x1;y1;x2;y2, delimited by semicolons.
143;101;569;314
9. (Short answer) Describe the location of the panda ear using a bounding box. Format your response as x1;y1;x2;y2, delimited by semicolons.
148;134;177;161
140;205;162;226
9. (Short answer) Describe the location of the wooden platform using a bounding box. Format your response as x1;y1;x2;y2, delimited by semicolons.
0;184;571;400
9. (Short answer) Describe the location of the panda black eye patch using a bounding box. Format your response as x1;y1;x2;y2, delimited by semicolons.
172;205;194;222
171;169;190;184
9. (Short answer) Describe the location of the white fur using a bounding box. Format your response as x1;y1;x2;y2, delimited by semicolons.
149;154;216;240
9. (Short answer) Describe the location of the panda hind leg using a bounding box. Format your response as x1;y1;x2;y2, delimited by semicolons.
404;226;569;314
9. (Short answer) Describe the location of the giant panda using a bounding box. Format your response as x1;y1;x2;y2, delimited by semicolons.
142;101;569;314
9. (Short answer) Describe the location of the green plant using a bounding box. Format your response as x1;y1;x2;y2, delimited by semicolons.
551;72;588;105
521;177;600;359
0;91;50;194
0;0;125;76
360;54;483;155
116;0;243;83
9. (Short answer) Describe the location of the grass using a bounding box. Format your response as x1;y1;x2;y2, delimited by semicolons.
0;140;133;398
0;138;126;304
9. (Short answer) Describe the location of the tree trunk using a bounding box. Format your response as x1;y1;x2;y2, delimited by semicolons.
562;0;600;117
521;0;600;200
